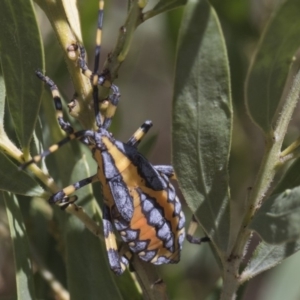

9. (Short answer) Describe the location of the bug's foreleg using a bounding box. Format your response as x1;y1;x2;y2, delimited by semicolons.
101;84;120;130
78;48;120;130
36;70;74;135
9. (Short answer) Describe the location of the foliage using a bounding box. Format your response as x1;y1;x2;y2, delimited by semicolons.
1;0;300;299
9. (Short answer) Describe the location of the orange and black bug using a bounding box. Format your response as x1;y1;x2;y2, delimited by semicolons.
21;71;186;275
20;0;189;275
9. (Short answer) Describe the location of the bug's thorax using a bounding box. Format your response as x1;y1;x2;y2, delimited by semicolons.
93;134;132;174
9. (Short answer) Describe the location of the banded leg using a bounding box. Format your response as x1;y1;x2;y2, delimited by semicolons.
126;120;153;147
101;84;120;129
48;174;99;206
77;0;104;78
186;215;210;244
154;165;210;245
20;129;95;169
78;52;121;129
103;204;129;275
78;0;120;129
36;70;74;134
79;45;120;129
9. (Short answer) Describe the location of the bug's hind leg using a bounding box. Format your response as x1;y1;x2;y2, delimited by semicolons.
186;215;210;244
153;166;210;245
103;204;129;275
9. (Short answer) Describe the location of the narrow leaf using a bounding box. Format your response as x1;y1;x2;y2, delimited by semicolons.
252;248;300;300
173;0;232;253
0;72;25;162
144;0;187;20
63;156;124;300
0;73;5;127
0;0;44;149
245;0;300;133
0;151;44;196
250;187;300;244
153;0;187;10
61;0;83;43
2;191;36;299
241;240;300;282
273;158;300;195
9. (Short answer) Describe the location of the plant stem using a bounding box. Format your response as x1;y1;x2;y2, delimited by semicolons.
281;135;300;157
221;69;300;299
34;0;94;129
102;0;143;76
220;259;240;300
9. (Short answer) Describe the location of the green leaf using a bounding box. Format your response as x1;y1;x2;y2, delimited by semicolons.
273;158;300;195
245;0;300;133
172;0;232;253
0;72;26;164
241;240;300;282
144;0;187;20
0;151;44;196
0;0;44;149
62;156;124;300
250;187;300;244
0;73;5;127
2;191;36;299
138;134;158;157
252;249;300;300
153;0;187;11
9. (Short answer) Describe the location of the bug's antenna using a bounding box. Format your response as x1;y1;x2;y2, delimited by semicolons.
93;83;102;128
92;0;105;128
94;0;104;74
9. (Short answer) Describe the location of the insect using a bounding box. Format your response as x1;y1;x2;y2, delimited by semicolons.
22;70;186;275
20;0;189;276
